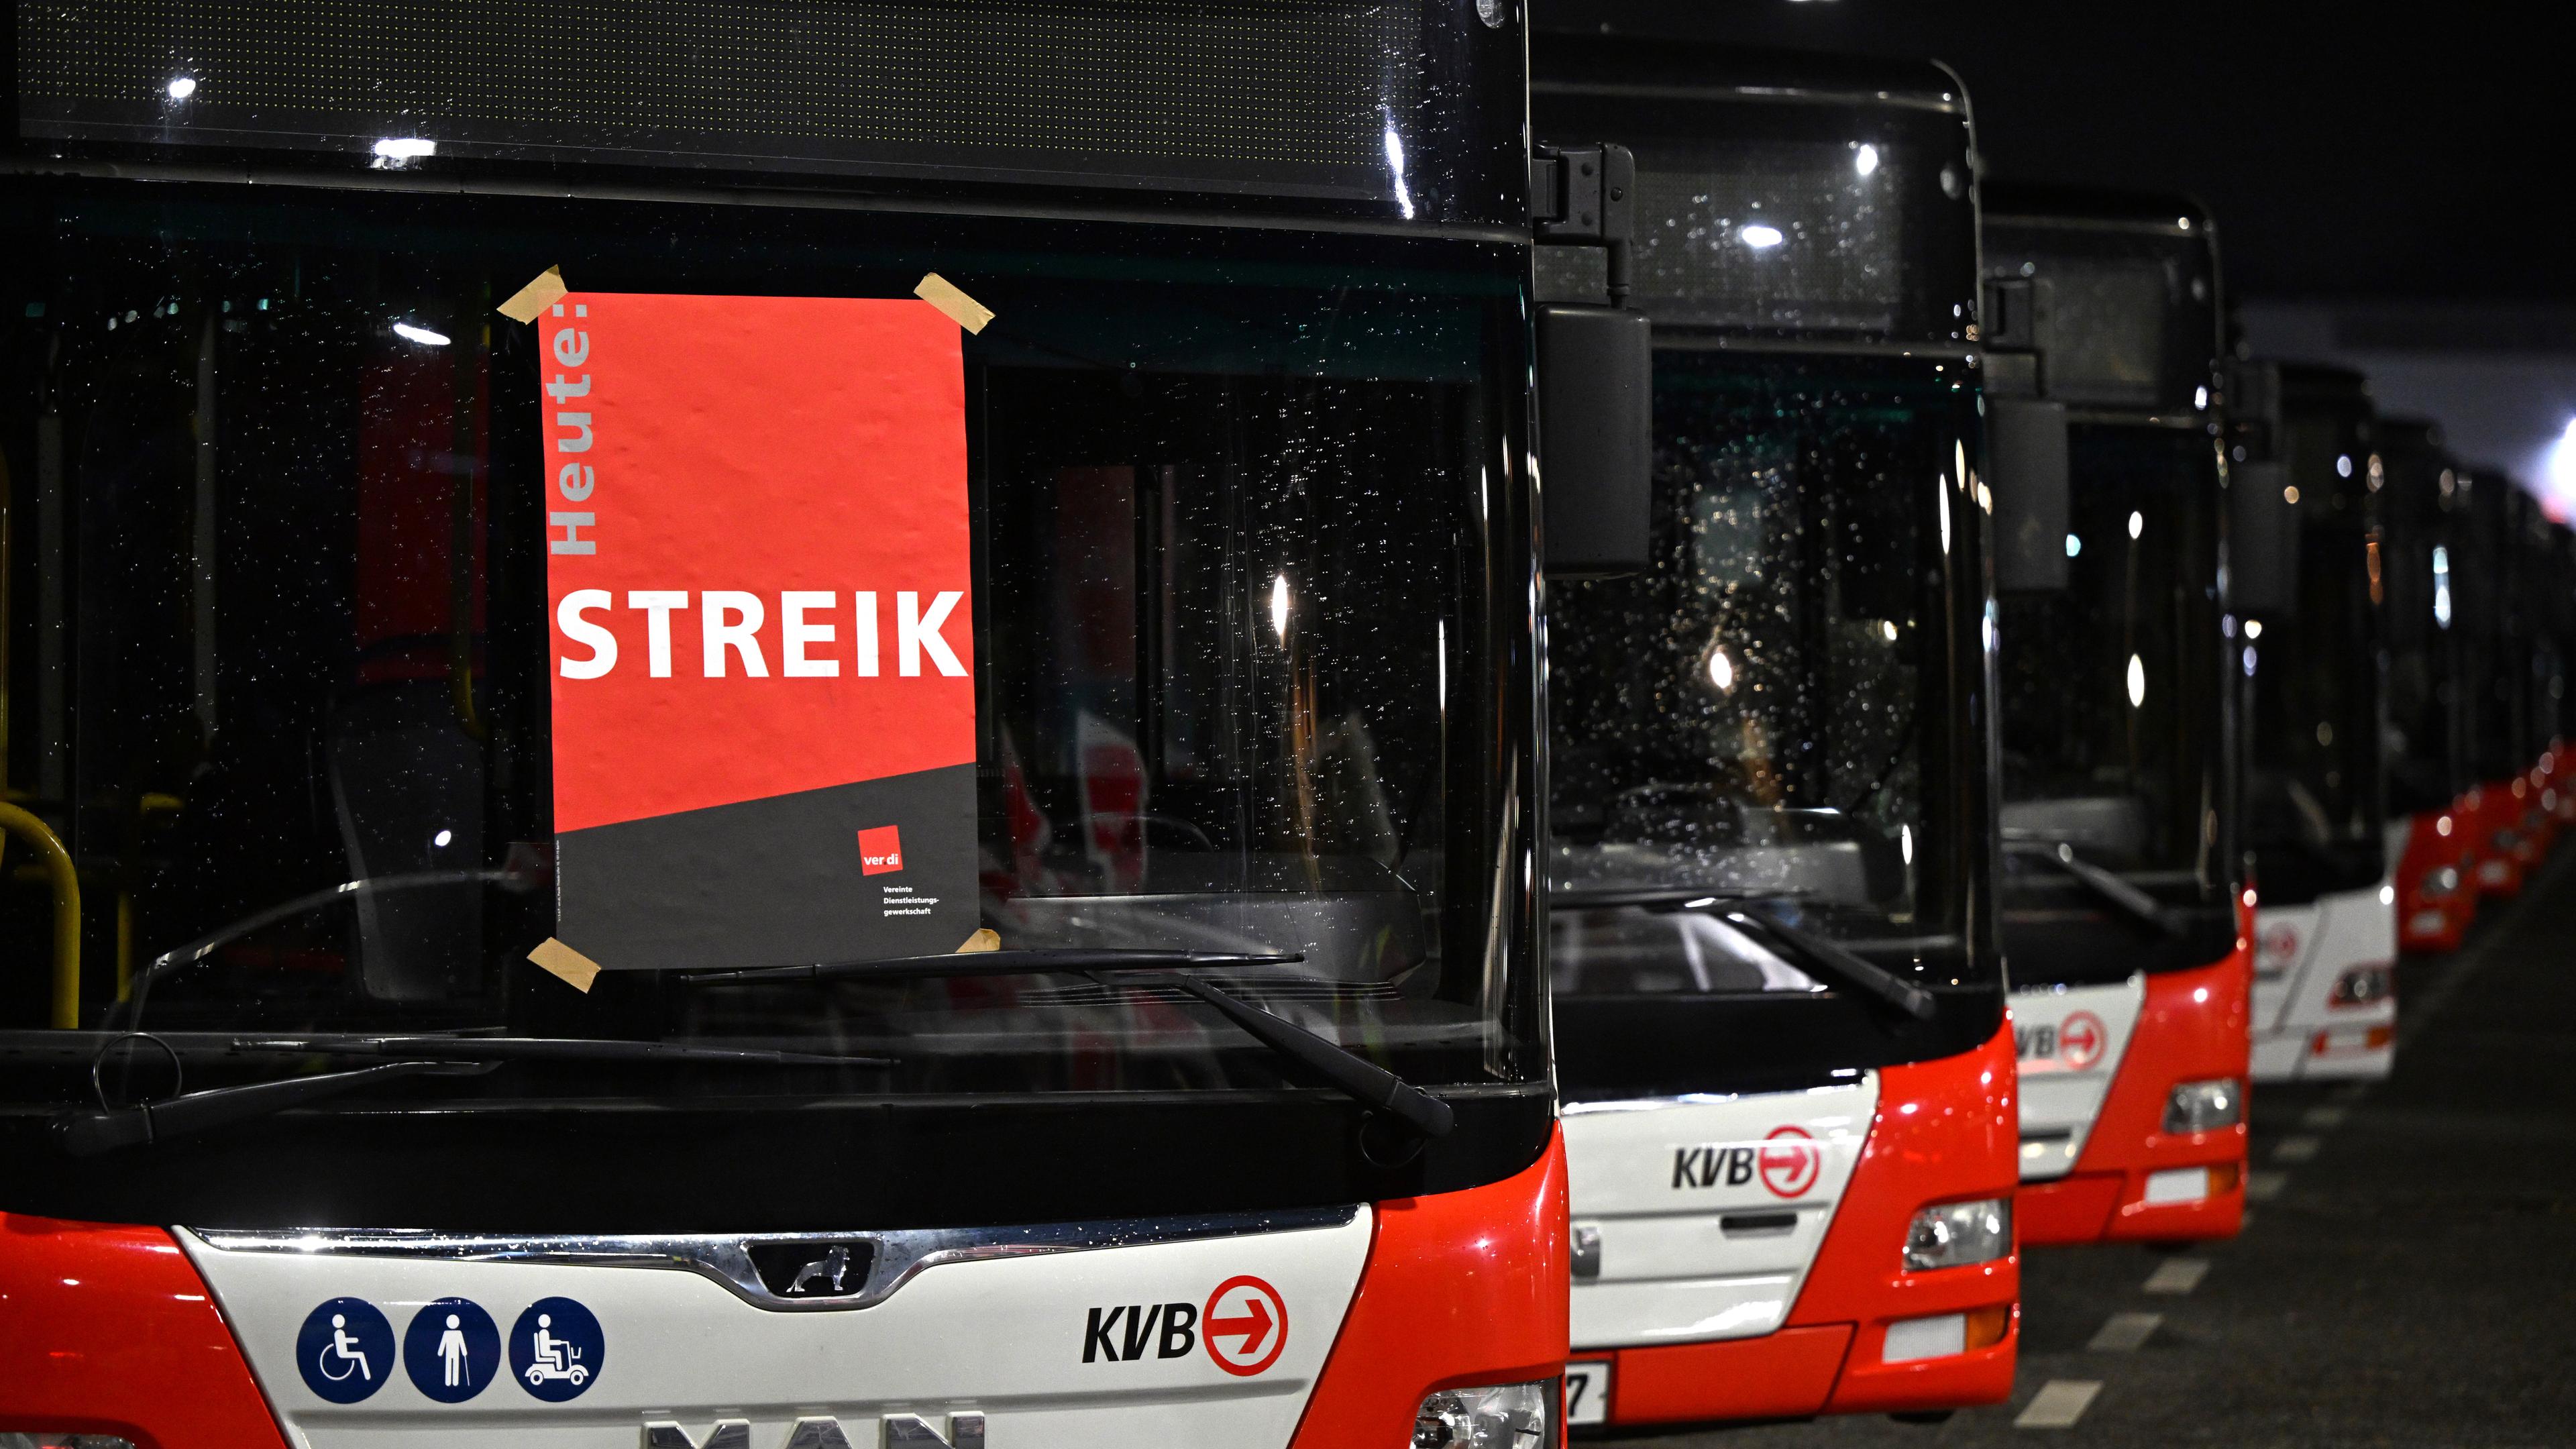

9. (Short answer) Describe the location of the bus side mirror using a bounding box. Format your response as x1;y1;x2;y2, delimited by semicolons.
1538;302;1654;576
2231;460;2301;617
1987;397;2071;591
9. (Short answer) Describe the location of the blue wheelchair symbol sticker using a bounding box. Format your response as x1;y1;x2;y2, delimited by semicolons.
296;1297;394;1403
508;1296;604;1401
403;1297;501;1402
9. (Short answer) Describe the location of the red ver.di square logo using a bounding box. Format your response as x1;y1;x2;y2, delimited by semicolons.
859;825;906;875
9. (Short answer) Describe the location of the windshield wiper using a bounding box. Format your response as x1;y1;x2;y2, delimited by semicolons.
685;948;1453;1138
52;1036;896;1158
1551;885;1811;912
2007;842;2184;938
1717;911;1939;1022
682;947;1303;985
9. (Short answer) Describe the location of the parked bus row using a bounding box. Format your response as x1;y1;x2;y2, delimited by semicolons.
4;7;2570;1445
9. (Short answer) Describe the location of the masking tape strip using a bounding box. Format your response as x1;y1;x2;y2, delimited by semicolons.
496;265;569;324
915;273;994;335
527;936;603;992
955;928;1001;954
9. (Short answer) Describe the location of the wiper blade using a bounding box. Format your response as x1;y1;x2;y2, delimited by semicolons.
684;947;1452;1138
2008;842;2183;938
682;947;1303;986
1551;885;1812;912
1103;971;1454;1139
1719;910;1938;1022
222;1035;898;1068
54;1038;894;1157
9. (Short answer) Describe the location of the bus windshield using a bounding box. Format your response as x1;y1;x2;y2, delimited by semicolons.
2377;427;2469;817
0;180;1544;1122
1994;421;2233;981
2244;388;2387;904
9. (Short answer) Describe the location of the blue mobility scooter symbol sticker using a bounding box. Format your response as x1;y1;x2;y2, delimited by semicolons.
403;1297;502;1402
297;1297;394;1403
508;1296;605;1401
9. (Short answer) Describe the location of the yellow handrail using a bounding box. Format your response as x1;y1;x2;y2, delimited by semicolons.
0;800;80;1028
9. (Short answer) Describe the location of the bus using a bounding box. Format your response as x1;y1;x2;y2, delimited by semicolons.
1981;187;2249;1246
2231;363;2397;1081
2453;466;2546;899
0;4;1631;1444
1534;39;2018;1429
2377;419;2483;953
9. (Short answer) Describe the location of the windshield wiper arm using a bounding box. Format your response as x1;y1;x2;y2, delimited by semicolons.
53;1038;896;1157
1551;885;1812;912
1719;910;1939;1022
1102;971;1454;1138
682;947;1303;986
2008;842;2184;938
684;947;1452;1138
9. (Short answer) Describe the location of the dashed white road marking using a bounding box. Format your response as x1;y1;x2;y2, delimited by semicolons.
2247;1170;2290;1201
2016;1379;2103;1429
2301;1105;2349;1129
2088;1311;2163;1351
2143;1257;2210;1295
2275;1134;2323;1163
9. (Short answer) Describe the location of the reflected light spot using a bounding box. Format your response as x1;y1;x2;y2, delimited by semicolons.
372;138;437;160
1855;144;1880;176
1382;122;1413;221
391;321;451;347
1900;823;1914;865
2436;816;2453;837
431;828;453;849
1270;573;1291;642
2128;510;2145;541
2065;533;2082;558
1705;643;1736;692
2195;385;2209;411
2379;885;2397;905
2193;987;2210;1004
166;76;197;100
2285;484;2301;504
1739;223;1786;249
2244;620;2263;639
1880;619;1900;642
2127;653;2147;707
2337;455;2354;478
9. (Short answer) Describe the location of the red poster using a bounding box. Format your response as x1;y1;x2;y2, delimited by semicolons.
538;293;977;970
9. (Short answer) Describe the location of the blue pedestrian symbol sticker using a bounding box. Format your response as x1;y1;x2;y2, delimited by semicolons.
403;1297;501;1402
508;1296;604;1401
297;1297;394;1403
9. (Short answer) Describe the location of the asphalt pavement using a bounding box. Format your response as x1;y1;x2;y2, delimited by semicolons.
1604;845;2576;1449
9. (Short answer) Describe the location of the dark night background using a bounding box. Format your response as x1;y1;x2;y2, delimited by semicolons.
1533;1;2576;507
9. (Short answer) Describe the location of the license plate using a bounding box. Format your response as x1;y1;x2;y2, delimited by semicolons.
1563;1360;1612;1427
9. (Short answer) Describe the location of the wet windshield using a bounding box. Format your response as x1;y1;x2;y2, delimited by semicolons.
1548;352;1988;998
0;180;1544;1107
1994;422;2231;951
2243;396;2387;902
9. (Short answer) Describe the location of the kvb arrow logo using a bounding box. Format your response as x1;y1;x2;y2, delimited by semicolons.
2059;1010;2107;1071
1201;1276;1288;1377
1758;1125;1822;1199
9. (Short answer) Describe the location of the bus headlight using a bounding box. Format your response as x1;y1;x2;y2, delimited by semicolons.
1412;1380;1554;1448
1902;1197;2011;1271
2163;1077;2243;1133
2329;965;2394;1008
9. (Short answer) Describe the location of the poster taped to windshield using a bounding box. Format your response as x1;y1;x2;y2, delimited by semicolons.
539;292;976;970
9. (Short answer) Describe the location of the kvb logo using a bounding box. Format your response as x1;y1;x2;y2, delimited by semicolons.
2259;923;2302;972
2057;1010;2106;1071
1080;1275;1287;1377
1201;1276;1288;1377
1758;1126;1821;1198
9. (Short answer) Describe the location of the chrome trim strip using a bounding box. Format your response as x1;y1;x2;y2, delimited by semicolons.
191;1204;1361;1313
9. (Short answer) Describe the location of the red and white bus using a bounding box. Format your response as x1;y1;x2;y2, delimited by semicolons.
2232;364;2398;1081
1981;189;2251;1246
2377;420;2484;955
0;4;1622;1444
1534;40;2019;1430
